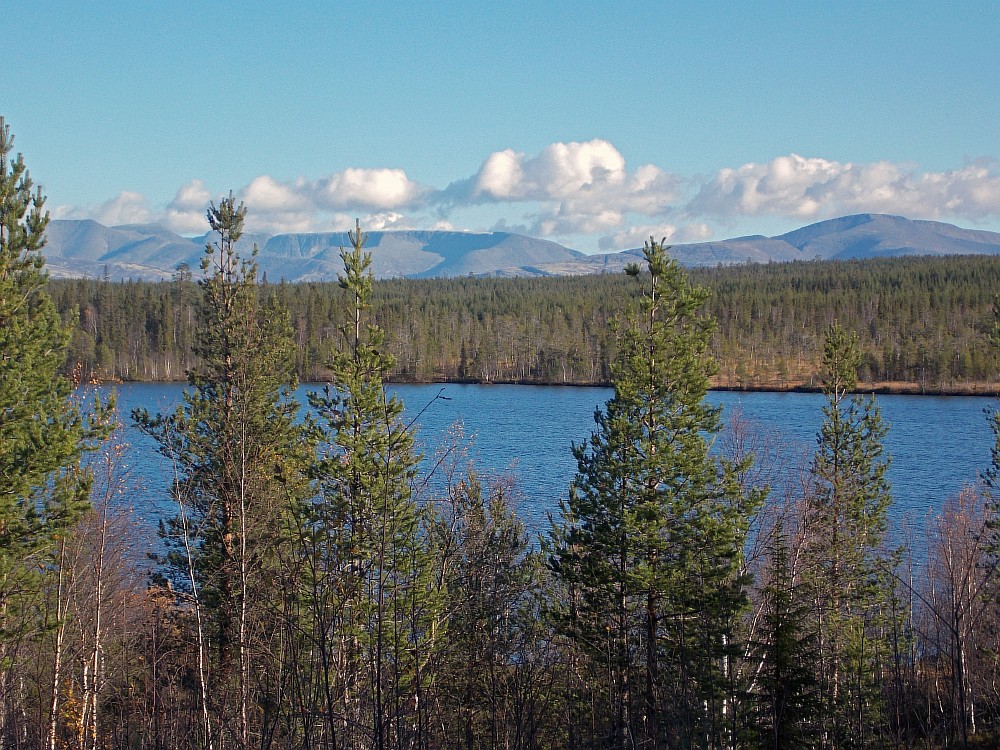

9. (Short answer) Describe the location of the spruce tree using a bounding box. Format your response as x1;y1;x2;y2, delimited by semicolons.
753;522;820;749
0;117;109;739
805;321;893;749
134;194;312;748
548;238;762;748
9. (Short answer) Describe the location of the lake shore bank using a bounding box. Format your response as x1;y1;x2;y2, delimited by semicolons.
90;373;1000;397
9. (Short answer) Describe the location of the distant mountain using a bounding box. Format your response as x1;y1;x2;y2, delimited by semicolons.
529;214;1000;274
774;214;1000;260
38;214;1000;282
40;222;586;281
43;220;207;280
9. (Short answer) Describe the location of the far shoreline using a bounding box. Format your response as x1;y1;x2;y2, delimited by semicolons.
86;374;1000;398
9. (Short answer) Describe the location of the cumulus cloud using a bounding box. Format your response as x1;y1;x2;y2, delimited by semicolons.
57;140;1000;252
317;168;429;210
474;150;525;200
599;223;677;251
361;211;411;231
236;176;314;234
688;154;1000;222
235;168;429;233
674;223;714;242
51;191;156;226
473;140;626;200
159;169;431;235
452;139;683;237
163;179;214;234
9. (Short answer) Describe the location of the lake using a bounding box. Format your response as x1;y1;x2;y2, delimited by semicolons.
107;383;997;539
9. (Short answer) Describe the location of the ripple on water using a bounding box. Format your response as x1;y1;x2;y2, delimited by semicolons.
100;383;997;541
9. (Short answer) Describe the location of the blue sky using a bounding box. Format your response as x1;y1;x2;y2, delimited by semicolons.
5;1;1000;252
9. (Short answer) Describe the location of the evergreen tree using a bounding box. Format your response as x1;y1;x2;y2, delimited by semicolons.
804;321;893;749
303;220;438;750
548;238;763;749
134;194;312;748
0;117;109;742
753;522;820;749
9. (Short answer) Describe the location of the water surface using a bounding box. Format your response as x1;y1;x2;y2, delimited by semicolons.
108;383;997;537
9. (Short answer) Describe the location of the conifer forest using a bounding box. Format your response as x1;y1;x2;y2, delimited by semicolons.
3;117;1000;750
48;254;1000;394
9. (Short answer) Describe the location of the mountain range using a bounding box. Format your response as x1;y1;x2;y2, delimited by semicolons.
39;214;1000;282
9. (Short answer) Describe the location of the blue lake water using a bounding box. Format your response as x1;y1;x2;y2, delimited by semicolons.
106;383;997;539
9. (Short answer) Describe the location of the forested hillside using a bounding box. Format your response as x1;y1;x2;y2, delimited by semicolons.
49;254;1000;392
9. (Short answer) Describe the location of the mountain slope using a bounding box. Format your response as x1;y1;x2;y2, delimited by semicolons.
775;214;1000;260
38;214;1000;281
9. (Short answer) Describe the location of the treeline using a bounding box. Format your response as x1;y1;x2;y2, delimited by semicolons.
48;253;1000;392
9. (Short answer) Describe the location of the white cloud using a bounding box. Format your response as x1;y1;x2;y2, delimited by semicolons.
689;154;1000;222
156;169;430;235
242;175;304;212
50;192;153;227
362;211;410;231
674;223;714;242
474;150;525;199
537;207;624;237
163;179;214;234
461;139;682;237
226;168;429;234
472;140;627;201
60;191;154;227
317;168;428;210
234;176;313;234
55;142;1000;252
599;223;678;251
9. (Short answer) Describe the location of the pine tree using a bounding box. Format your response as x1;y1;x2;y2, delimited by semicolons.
0;117;110;742
134;194;312;749
805;321;893;749
303;220;438;750
548;238;763;749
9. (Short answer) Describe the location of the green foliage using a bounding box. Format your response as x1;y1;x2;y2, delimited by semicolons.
48;254;1000;391
0;117;108;645
805;321;894;748
0;117;113;750
134;193;312;746
752;522;820;749
302;220;439;749
424;455;553;748
10;115;1000;750
986;295;1000;494
811;323;892;566
548;238;763;748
